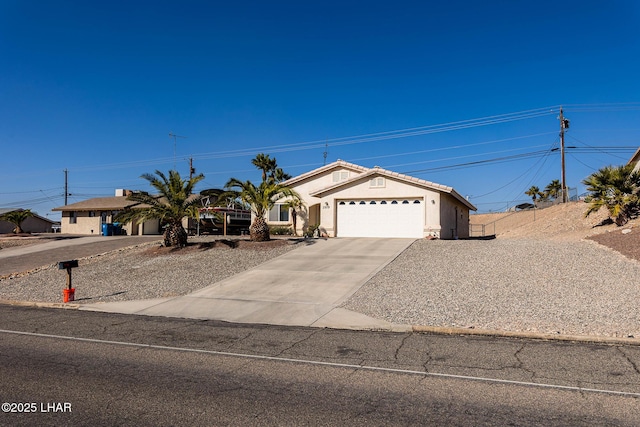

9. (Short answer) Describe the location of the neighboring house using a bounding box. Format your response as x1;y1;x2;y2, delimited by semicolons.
52;190;160;235
270;160;476;239
629;147;640;173
0;208;59;233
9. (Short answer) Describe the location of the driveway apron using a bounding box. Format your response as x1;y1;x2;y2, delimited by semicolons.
81;238;415;329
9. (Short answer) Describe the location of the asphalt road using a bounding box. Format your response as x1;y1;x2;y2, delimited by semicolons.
1;305;639;426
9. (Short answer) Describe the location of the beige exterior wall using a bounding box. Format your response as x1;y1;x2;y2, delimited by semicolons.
60;211;103;235
439;194;471;239
60;211;160;235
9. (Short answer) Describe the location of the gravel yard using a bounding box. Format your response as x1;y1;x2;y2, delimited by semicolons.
0;238;301;304
342;237;640;338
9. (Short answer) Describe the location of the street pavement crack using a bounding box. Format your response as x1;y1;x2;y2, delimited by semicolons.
513;343;535;380
394;333;411;361
274;328;321;357
617;347;640;375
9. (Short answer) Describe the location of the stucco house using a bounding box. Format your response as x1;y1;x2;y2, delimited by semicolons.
0;208;59;233
268;160;476;239
52;190;160;235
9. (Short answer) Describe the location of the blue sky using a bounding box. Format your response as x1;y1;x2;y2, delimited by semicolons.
1;0;639;219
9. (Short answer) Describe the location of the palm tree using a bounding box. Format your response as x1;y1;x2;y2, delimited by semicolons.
544;179;562;200
583;164;640;226
0;209;34;234
251;153;292;183
524;186;541;204
283;197;305;236
223;178;300;241
271;167;292;183
115;170;204;247
252;153;277;182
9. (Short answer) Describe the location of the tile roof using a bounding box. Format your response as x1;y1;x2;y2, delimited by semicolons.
52;196;144;211
307;165;476;210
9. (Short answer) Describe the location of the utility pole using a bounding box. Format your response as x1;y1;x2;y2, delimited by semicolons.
558;107;570;203
323;142;328;166
64;169;68;205
189;157;195;179
168;132;187;170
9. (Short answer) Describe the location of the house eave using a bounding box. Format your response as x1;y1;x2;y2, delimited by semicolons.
629;147;640;165
308;166;477;211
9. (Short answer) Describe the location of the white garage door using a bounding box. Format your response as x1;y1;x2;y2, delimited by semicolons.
336;199;424;238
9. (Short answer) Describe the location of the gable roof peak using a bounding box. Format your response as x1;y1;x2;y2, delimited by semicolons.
283;159;369;186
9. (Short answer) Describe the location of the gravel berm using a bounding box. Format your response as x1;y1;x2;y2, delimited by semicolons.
2;235;639;338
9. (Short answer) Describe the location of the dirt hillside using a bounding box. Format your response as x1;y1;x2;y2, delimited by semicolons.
470;201;635;240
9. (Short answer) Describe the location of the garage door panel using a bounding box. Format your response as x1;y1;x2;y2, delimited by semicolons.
337;199;423;238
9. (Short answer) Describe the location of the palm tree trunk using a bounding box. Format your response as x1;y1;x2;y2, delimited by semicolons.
250;215;270;241
164;222;188;247
291;210;297;236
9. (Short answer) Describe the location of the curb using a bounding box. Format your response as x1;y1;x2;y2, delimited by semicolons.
1;299;639;346
412;324;640;346
0;299;80;310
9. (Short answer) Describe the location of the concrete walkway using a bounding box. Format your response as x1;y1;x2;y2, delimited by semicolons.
81;238;415;330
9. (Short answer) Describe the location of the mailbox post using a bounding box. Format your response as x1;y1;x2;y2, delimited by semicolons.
58;260;78;303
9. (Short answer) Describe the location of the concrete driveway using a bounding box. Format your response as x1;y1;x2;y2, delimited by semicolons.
81;238;415;330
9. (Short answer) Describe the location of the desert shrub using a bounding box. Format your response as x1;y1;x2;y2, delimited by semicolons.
304;224;319;238
269;225;293;235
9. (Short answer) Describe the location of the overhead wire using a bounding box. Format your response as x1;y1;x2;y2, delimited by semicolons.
3;103;638;211
60;107;559;173
466;144;558;200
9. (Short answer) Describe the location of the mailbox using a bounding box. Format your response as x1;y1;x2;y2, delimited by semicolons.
58;260;79;303
58;260;79;270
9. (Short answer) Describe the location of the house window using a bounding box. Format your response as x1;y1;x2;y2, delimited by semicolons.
69;211;77;224
369;177;385;188
332;171;349;182
268;204;289;222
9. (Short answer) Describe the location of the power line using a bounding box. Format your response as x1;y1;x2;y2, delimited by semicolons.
384;144;552;170
58;107;559;174
563;102;640;112
349;132;558;164
402;149;554;175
